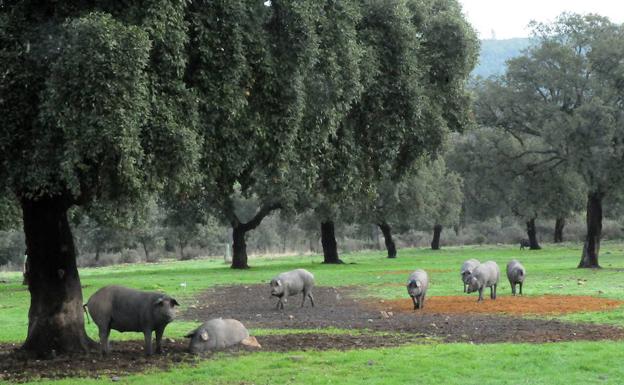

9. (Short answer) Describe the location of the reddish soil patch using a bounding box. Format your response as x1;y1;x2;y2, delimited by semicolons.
183;285;624;345
0;333;419;382
369;295;624;316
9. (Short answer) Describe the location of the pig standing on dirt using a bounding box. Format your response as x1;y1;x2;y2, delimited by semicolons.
84;285;179;355
270;268;315;310
406;269;429;310
506;259;526;296
185;318;261;353
460;259;480;293
466;261;500;302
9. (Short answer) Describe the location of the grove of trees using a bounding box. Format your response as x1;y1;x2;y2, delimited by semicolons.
0;0;477;357
3;0;622;361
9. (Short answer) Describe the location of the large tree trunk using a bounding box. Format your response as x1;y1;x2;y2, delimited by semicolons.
231;203;281;269
321;221;343;264
21;196;95;357
431;224;443;250
231;224;249;269
579;192;603;268
378;222;397;259
554;217;565;243
526;218;541;250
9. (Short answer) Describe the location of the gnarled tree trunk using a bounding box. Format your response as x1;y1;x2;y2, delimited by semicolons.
321;221;343;264
431;224;443;250
526;218;541;250
231;203;281;269
554;217;565;243
378;222;397;258
579;192;603;268
21;196;95;357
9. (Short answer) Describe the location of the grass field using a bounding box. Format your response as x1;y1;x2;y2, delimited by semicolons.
2;242;624;384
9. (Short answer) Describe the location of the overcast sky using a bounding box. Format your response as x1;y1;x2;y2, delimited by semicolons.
458;0;624;39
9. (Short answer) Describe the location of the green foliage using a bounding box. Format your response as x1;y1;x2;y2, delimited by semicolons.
0;3;200;213
363;157;463;232
475;14;624;200
39;13;150;202
448;128;584;222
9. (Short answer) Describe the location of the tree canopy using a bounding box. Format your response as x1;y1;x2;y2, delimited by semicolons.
474;13;624;266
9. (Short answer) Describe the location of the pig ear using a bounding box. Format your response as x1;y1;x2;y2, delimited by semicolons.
200;331;209;341
415;281;421;288
154;297;164;307
277;280;282;286
171;298;180;307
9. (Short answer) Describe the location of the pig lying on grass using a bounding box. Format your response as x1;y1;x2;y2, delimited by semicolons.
186;318;260;353
85;285;179;355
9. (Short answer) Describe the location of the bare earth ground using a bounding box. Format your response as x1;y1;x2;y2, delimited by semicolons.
2;285;623;382
183;285;624;344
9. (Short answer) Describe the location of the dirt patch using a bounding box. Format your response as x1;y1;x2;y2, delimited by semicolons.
0;333;420;382
183;285;624;345
368;295;624;316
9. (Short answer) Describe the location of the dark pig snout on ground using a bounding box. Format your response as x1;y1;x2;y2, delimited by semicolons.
85;285;179;356
460;259;480;293
406;269;429;310
507;259;526;296
270;269;315;310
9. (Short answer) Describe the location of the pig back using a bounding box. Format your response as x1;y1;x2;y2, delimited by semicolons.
475;261;500;287
191;318;250;351
87;285;160;332
506;260;525;282
279;269;314;295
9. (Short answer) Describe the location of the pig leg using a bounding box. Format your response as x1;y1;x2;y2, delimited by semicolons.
155;326;165;354
477;287;484;302
491;284;497;300
300;291;307;307
419;293;426;309
308;292;315;307
143;330;153;356
519;282;523;295
99;327;111;355
463;283;467;293
411;296;418;310
511;281;516;296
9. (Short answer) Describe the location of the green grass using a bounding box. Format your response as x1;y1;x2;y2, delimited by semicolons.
2;242;624;384
15;341;624;385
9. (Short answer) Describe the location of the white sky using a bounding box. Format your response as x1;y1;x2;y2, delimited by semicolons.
458;0;624;39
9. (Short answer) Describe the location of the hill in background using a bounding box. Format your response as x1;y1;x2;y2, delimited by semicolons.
472;38;532;78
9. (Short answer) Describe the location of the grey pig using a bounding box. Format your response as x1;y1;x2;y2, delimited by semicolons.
520;239;530;250
506;259;526;295
85;285;179;355
270;269;315;309
406;269;429;310
466;261;500;302
185;318;261;353
460;259;480;293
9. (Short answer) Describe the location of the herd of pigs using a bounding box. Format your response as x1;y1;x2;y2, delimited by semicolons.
83;260;525;356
